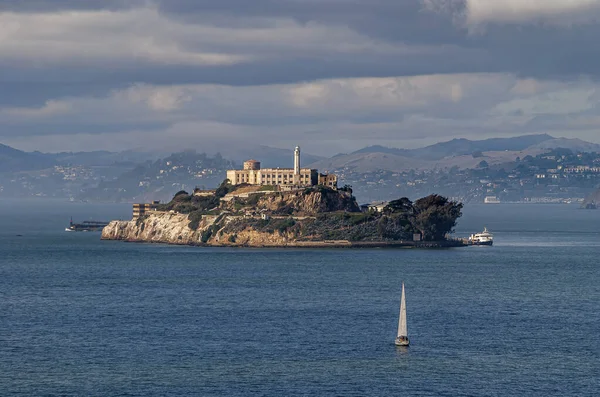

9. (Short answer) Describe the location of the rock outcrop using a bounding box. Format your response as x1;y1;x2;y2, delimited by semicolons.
102;185;465;248
102;212;202;245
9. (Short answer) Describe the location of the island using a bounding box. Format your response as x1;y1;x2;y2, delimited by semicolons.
101;181;466;248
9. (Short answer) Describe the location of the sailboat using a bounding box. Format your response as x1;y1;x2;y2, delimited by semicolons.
395;282;409;346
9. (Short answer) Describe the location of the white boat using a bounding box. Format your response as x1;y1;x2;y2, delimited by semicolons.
484;196;501;204
395;282;409;346
468;227;494;246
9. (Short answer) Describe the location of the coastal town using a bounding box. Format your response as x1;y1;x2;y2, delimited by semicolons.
2;142;600;205
337;149;600;204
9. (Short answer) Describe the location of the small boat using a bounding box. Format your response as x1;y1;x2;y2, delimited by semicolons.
395;282;409;347
468;227;494;246
65;218;110;232
484;196;501;204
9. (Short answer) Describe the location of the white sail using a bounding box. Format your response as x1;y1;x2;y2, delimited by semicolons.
397;283;408;338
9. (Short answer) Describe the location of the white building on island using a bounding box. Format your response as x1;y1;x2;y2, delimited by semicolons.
226;146;337;189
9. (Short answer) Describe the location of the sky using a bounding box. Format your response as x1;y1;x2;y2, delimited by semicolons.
1;0;600;156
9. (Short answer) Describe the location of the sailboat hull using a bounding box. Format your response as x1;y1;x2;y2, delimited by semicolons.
395;337;409;346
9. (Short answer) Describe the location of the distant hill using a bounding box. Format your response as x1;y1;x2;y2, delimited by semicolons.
0;143;163;173
308;152;429;173
527;138;600;153
353;134;554;161
50;150;162;167
0;143;56;172
307;134;599;172
352;145;412;157
309;134;557;172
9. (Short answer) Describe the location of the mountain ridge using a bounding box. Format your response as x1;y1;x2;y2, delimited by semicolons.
309;134;600;172
351;134;554;160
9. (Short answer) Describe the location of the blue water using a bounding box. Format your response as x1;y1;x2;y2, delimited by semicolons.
1;200;599;396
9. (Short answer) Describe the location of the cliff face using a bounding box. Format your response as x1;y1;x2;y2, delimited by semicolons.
222;187;359;215
102;188;360;246
101;212;303;246
102;212;201;244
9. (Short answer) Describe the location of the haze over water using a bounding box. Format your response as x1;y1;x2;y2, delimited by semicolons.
1;199;599;396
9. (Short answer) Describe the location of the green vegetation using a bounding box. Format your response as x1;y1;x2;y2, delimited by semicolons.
384;194;463;241
215;180;235;198
157;180;462;243
188;210;204;230
201;224;218;243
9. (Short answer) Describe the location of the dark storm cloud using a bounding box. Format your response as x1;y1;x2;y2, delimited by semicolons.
154;0;600;79
0;45;494;108
2;0;599;92
156;0;466;46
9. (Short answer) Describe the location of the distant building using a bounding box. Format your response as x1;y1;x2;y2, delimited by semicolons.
226;146;337;189
483;196;501;204
365;201;388;212
133;201;160;218
193;189;216;197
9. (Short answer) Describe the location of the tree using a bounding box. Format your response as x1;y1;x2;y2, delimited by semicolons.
339;184;353;194
215;179;233;198
477;160;489;169
384;197;414;215
411;194;463;241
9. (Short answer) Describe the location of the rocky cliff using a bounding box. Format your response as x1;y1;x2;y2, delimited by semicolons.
102;185;465;247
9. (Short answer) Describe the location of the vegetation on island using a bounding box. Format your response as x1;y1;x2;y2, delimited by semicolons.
154;180;463;243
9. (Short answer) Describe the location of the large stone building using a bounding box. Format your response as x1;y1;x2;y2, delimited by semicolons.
226;146;337;189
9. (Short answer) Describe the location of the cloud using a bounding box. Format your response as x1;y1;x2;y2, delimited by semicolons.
465;0;600;26
3;73;600;155
0;7;248;67
118;84;192;111
0;5;422;70
1;100;71;118
423;0;600;28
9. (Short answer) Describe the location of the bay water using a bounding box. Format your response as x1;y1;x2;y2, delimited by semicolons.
1;199;599;396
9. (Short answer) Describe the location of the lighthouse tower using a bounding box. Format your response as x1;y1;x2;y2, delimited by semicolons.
293;146;301;184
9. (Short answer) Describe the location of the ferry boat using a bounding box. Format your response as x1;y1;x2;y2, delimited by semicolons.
468;227;494;246
484;196;501;204
65;218;110;232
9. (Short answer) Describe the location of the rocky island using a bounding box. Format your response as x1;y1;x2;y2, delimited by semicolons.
101;182;465;248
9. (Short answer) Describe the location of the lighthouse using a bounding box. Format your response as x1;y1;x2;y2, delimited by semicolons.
294;146;301;184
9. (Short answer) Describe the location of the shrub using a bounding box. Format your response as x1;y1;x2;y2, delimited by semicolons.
201;227;213;243
276;218;296;233
188;210;203;230
245;194;261;206
174;190;189;197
